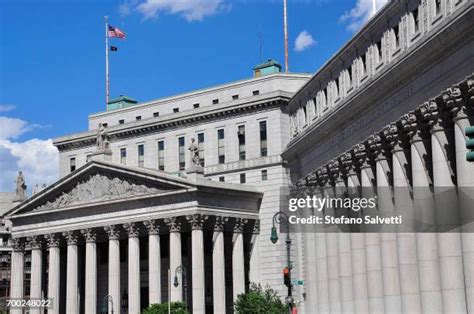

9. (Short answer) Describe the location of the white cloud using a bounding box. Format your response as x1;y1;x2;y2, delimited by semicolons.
0;104;15;112
294;30;316;52
340;0;389;32
137;0;226;21
0;115;59;195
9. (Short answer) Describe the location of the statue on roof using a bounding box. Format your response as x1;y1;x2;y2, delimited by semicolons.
96;123;110;151
189;138;200;167
15;171;27;201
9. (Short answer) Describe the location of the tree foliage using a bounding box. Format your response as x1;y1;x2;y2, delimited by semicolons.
142;302;188;314
234;283;287;314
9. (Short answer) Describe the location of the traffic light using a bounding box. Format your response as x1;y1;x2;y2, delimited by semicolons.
283;267;291;288
466;126;474;162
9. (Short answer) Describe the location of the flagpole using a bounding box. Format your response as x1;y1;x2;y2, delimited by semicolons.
283;0;289;73
105;16;110;105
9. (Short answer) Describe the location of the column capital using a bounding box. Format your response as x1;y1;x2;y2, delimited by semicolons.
26;235;43;250
143;220;160;235
62;231;79;245
233;218;248;234
366;133;390;161
327;159;343;184
81;228;97;243
11;238;25;252
467;74;474;105
186;214;208;230
123;222;140;237
443;85;467;121
315;167;329;187
45;233;61;248
104;225;121;240
252;220;260;235
419;99;452;132
214;216;229;232
164;217;182;233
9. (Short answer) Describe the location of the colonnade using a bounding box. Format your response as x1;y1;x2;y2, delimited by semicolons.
293;75;473;313
9;215;257;314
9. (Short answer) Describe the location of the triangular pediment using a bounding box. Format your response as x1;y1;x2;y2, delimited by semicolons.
7;160;195;216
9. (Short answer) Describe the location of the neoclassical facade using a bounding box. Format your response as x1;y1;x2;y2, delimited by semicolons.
6;158;262;314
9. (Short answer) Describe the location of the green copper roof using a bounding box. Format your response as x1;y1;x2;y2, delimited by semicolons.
106;95;138;111
253;59;282;71
107;95;138;104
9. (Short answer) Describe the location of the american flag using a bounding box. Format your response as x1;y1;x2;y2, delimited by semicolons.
108;25;126;39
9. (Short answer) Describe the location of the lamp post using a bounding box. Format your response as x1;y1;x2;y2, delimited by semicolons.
101;294;114;314
173;265;188;311
270;211;294;313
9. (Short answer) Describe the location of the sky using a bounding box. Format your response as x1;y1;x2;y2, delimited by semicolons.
0;0;388;193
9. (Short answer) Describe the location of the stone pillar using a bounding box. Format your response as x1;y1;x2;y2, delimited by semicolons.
344;147;371;314
28;236;43;314
104;225;121;314
232;218;247;302
45;234;61;314
165;217;182;302
144;220;161;305
446;82;474;313
373;131;402;313
63;231;79;314
186;214;208;314
213;216;228;314
355;140;385;314
404;109;443;313
10;239;24;314
423;100;467;313
387;121;422;313
81;229;97;314
249;220;260;285
124;223;141;314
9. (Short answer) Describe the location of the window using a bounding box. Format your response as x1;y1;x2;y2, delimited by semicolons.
153;112;160;117
138;144;144;167
435;0;442;16
219;176;225;182
252;90;260;96
178;137;185;170
393;25;400;49
119;119;125;124
260;121;267;157
335;78;340;98
261;170;268;181
240;173;246;184
173;108;179;113
348;66;353;86
158;141;165;170
232;95;239;100
86;155;92;163
212;99;219;105
376;40;383;62
197;133;205;166
412;8;420;33
238;125;246;160
361;54;367;76
120;148;127;165
218;129;225;164
193;103;200;109
303;107;307;124
69;157;76;172
102;123;108;127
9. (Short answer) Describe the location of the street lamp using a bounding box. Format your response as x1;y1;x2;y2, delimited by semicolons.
270;211;294;313
101;294;114;314
173;265;188;311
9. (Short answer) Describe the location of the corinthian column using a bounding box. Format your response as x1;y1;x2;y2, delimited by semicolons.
232;218;247;301
124;223;141;314
45;234;61;314
445;81;474;313
387;120;422;313
81;229;97;314
372;130;402;313
104;225;121;314
63;231;79;314
28;236;43;314
186;214;208;314
402;109;443;313
165;217;182;302
143;220;161;305
10;238;24;314
213;216;228;314
423;99;467;313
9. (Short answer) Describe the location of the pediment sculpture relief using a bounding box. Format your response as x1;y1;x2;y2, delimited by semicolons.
34;174;167;211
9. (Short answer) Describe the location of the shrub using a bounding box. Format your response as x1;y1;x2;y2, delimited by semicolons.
234;283;287;314
142;302;188;314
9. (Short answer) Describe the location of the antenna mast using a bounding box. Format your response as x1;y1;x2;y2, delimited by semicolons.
283;0;289;73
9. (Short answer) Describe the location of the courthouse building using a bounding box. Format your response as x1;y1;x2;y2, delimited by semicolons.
4;0;474;313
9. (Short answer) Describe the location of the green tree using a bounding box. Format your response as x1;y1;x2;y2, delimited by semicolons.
234;283;287;314
141;302;188;314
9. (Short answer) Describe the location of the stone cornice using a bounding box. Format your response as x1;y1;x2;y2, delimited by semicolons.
54;93;290;151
